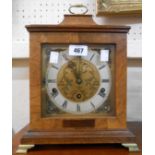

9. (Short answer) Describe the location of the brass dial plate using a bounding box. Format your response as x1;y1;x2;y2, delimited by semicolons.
57;58;100;103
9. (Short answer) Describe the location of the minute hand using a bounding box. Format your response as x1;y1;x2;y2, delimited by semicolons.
76;57;82;84
63;54;76;74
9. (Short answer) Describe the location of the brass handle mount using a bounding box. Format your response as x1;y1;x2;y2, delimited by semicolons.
68;4;88;15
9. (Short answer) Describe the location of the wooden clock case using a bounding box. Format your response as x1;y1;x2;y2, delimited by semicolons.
17;15;139;152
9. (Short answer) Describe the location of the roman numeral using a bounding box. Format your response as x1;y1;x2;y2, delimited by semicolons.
90;102;95;109
62;100;68;109
102;79;110;83
62;54;67;60
77;104;80;112
52;65;59;70
90;54;95;61
99;64;106;70
48;79;56;83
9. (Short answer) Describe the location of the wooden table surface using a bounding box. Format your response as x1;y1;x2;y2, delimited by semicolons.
13;122;142;155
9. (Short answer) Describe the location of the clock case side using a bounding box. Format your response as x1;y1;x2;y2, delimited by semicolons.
20;15;136;145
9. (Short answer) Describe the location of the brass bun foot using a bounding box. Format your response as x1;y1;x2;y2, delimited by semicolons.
16;144;35;154
122;143;140;152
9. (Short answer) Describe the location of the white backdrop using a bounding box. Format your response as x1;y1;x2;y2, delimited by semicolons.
12;0;142;133
12;0;142;58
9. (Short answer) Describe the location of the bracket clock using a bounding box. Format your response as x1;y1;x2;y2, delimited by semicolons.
16;15;139;153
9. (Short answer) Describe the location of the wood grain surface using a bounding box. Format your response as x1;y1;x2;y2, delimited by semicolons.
27;15;130;132
21;15;137;147
12;122;142;155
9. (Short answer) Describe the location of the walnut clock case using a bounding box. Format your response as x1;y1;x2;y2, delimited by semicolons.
16;15;139;153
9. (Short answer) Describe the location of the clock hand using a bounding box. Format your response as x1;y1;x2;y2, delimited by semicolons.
63;54;77;76
64;54;82;84
67;60;82;83
76;56;82;84
68;61;77;74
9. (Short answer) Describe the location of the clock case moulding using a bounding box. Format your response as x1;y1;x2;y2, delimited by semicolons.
16;15;139;153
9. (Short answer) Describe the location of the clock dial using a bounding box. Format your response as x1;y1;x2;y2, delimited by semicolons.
57;57;100;102
46;49;111;114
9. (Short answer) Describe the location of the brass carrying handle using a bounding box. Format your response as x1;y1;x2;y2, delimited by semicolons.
68;4;88;15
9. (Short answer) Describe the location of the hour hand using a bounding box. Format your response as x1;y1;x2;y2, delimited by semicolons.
63;54;77;74
64;55;82;84
67;61;82;84
68;61;76;72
